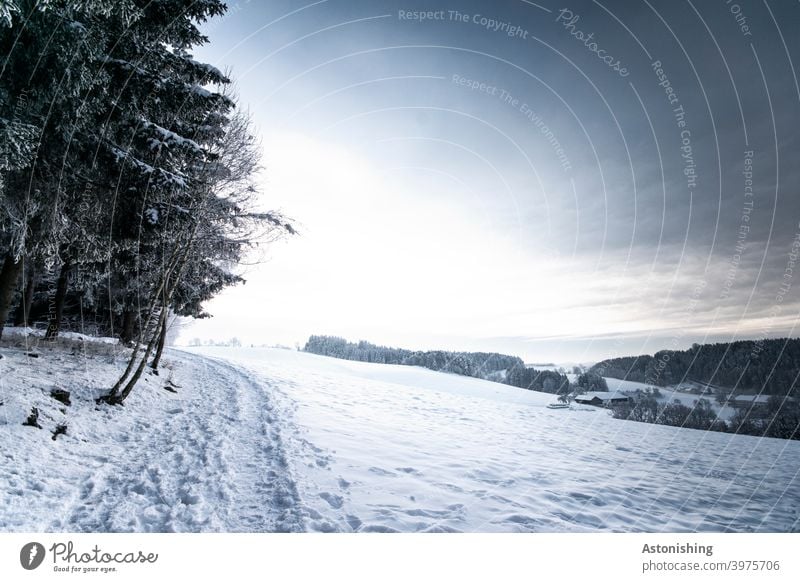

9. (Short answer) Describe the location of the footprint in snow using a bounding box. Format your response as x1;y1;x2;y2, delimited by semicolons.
421;524;462;533
318;492;344;509
359;524;400;533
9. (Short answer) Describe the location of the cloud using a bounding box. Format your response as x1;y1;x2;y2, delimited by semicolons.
184;0;800;361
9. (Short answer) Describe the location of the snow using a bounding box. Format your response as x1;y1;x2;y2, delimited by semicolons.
109;145;188;187
733;394;771;404
187;348;800;533
2;336;799;533
190;85;213;99
603;377;653;393
145;207;159;225
0;2;18;27
0;333;302;532
188;58;225;80
139;118;203;153
66;20;87;33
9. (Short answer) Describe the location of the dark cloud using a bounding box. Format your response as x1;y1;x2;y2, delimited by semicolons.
191;0;800;360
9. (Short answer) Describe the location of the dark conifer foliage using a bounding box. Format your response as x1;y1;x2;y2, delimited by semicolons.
0;1;294;401
304;335;525;380
591;339;800;397
504;364;570;395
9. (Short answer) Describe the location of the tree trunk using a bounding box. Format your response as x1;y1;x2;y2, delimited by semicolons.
150;313;168;372
14;259;36;327
44;261;71;340
115;305;168;402
106;266;174;400
0;253;23;340
120;308;136;345
103;224;198;405
111;231;196;403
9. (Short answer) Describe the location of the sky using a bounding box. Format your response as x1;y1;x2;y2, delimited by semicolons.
181;0;800;363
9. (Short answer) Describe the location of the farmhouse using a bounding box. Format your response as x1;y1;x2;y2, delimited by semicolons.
574;391;629;407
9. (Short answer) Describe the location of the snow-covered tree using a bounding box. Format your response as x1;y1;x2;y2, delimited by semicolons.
0;1;103;337
1;1;295;403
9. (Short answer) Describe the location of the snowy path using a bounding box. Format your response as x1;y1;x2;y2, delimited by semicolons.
1;345;303;532
189;347;800;533
61;352;303;532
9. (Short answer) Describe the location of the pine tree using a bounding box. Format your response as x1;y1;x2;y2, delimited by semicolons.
2;1;295;404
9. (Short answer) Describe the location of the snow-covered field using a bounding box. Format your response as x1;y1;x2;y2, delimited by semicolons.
2;336;799;532
191;347;800;533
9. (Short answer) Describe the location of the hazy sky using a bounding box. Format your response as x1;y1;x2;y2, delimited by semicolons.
183;0;800;363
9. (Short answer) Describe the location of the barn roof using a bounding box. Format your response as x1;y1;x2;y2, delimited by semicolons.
733;394;771;404
575;391;629;401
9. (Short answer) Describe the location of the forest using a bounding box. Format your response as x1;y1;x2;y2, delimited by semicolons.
304;335;524;379
590;338;800;396
303;335;576;395
612;389;800;440
0;1;293;403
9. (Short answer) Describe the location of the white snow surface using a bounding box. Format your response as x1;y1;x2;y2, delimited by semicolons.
0;335;302;533
189;347;800;533
2;337;799;533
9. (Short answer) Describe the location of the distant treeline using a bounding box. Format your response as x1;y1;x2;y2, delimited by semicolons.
303;335;573;394
590;338;800;396
613;390;800;440
505;366;571;394
304;335;523;378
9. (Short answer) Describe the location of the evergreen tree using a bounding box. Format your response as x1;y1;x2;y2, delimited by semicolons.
1;1;295;402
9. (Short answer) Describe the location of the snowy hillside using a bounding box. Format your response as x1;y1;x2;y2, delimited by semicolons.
2;337;799;532
190;347;800;533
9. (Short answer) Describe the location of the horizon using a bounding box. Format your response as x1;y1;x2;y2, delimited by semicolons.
178;0;800;363
177;330;800;369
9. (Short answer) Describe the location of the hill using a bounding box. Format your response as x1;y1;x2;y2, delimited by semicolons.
303;335;570;395
182;347;800;532
3;333;799;532
590;338;800;395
